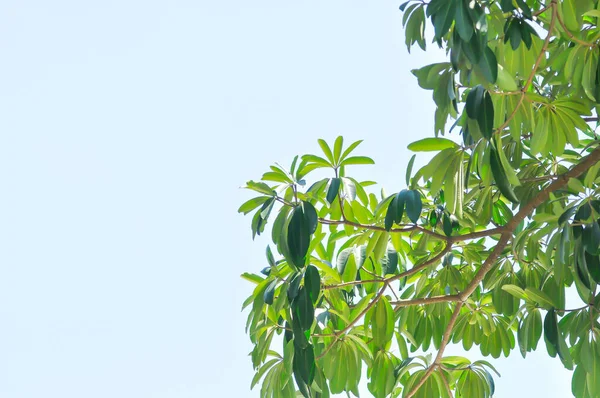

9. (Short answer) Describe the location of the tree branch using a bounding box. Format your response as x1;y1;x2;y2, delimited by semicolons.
556;11;596;47
316;282;388;360
323;244;451;290
406;144;600;397
318;217;503;243
494;1;558;136
390;294;460;309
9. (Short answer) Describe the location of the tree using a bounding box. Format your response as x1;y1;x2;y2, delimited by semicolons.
239;1;600;397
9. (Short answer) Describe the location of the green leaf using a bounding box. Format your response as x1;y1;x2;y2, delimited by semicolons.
340;139;363;161
318;139;335;164
544;308;573;369
454;0;473;41
477;90;495;139
340;177;357;202
466;85;485;119
333;136;344;165
406;154;416;186
246;180;276;196
385;196;398;231
524;287;556;309
302;201;318;234
443;213;453;237
496;64;518;91
501;284;528;301
340;156;375;166
292;287;314;331
559;206;578;225
263;280;278;305
580;336;594;374
238;196;270;214
326;178;341;204
293;344;316;385
506;19;522;50
302;154;332;167
287;272;303;301
490;144;519;203
499;0;515;12
407;137;458;152
431;0;457;40
493;135;521;186
405;190;423;223
584;221;600;255
478;46;498;84
304;265;321;304
371;296;394;350
560;0;580;32
396;190;408;222
288;207;311;268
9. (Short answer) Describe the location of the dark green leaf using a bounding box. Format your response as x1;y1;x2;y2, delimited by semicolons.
508;20;522;50
477;46;498;84
266;246;276;268
293;344;316;385
500;0;515;12
251;210;265;239
443;213;453;236
292;287;315;331
395;190;408;224
382;249;399;275
406;154;416;186
584;221;600;255
544;308;558;351
304;265;321;304
326;178;341;204
515;0;531;18
431;0;456;40
477;91;494;139
454;0;473;41
559;206;578;225
288;272;303;302
385;196;398;231
405;190;423;223
585;252;600;284
575;202;593;222
466;85;485;119
302;201;318;234
292;313;309;349
263;280;277;305
288;207;311;268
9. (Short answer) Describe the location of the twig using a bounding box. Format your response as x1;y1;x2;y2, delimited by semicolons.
556;11;596;47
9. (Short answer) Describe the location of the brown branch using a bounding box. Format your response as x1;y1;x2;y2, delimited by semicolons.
391;294;460;309
323;244;451;290
318;217;448;240
533;4;552;16
439;369;454;398
318;217;503;243
494;1;558;136
556;11;596;47
406;144;600;397
316;282;388;360
405;302;464;398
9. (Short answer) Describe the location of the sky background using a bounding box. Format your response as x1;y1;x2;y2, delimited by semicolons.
0;1;574;397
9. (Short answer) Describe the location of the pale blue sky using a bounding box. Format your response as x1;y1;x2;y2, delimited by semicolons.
0;1;572;397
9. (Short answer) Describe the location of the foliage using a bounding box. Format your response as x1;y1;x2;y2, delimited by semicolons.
239;1;600;397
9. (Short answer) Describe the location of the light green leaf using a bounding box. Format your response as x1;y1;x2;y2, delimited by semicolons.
407;137;458;152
